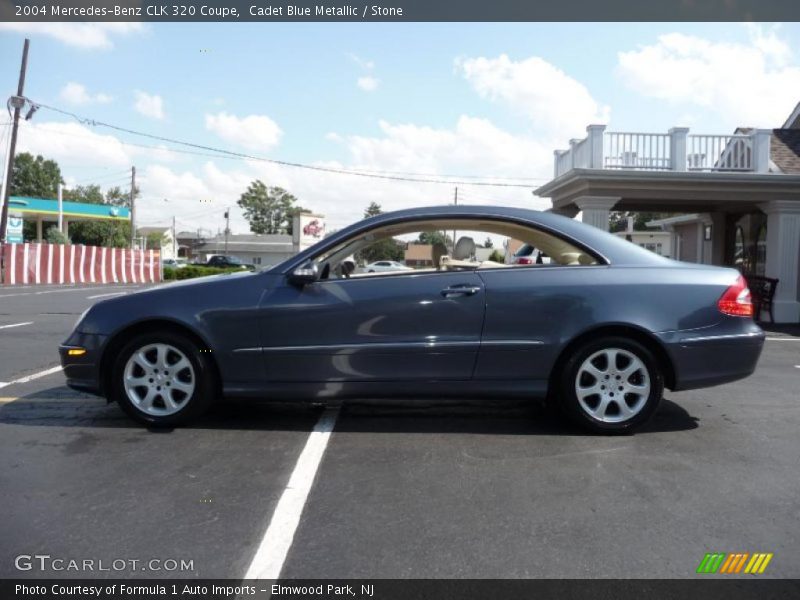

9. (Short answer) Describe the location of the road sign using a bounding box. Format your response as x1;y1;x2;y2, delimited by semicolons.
7;216;23;243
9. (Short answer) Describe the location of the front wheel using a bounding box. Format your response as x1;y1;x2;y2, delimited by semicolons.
559;337;663;434
110;332;215;427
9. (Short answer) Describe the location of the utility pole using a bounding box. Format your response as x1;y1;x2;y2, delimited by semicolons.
224;208;230;256
57;183;63;233
172;214;177;259
129;166;136;249
451;186;458;252
0;38;30;244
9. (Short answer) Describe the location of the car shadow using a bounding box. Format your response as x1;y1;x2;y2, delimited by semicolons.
0;386;698;435
758;323;800;338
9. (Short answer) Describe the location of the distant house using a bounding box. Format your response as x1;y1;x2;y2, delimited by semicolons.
195;233;295;267
505;238;524;259
404;243;433;268
612;217;672;257
137;226;175;259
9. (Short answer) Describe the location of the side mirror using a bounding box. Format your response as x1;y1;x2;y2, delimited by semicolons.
289;262;319;286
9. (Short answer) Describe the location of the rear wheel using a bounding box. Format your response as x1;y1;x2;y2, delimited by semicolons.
559;336;663;434
110;332;215;427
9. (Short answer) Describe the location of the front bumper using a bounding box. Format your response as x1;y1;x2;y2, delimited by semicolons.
59;331;108;396
660;325;765;391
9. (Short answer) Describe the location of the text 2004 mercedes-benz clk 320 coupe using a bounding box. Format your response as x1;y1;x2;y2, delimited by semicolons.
60;206;764;433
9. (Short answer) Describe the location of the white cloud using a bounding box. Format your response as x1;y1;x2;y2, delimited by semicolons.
17;120;133;168
0;23;144;50
204;111;283;152
133;111;554;236
348;53;375;70
456;54;610;136
345;117;550;180
134;91;165;120
617;26;800;127
59;82;112;105
357;76;380;92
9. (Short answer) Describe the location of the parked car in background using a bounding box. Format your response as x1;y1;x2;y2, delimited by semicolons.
163;258;188;269
60;205;764;434
360;260;413;273
205;255;254;270
507;243;551;265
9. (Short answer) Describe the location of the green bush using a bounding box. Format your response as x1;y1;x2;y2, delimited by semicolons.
45;228;69;245
162;265;244;281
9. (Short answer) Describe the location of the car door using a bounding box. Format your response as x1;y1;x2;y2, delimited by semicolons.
256;270;486;382
474;265;600;383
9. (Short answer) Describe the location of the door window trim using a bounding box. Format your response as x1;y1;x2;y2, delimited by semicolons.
282;215;608;278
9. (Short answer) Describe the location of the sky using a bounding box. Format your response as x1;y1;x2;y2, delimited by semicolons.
1;22;799;237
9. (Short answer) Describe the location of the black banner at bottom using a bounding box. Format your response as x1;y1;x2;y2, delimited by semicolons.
3;579;800;600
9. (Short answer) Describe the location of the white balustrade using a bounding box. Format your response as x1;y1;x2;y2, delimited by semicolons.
553;128;767;177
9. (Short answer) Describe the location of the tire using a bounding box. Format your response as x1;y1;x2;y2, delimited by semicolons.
110;331;216;427
558;336;663;434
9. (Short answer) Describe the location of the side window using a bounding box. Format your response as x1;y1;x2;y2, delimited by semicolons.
312;218;599;281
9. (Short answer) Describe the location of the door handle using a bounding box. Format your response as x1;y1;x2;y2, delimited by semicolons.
440;285;481;297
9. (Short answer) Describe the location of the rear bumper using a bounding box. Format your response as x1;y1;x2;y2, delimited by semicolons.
662;328;765;391
58;332;107;396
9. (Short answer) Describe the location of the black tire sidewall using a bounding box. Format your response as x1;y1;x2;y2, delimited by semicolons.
110;331;215;427
560;336;663;434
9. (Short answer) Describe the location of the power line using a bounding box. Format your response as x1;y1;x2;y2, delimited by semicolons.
30;100;547;188
69;174;132;188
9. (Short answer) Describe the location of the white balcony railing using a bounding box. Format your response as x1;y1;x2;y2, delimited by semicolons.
687;134;753;171
553;126;772;178
604;132;671;170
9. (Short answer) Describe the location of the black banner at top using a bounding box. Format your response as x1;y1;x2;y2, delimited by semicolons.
1;0;799;22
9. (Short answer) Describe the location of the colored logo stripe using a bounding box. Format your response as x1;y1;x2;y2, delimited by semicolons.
697;553;726;573
697;552;773;574
720;553;749;573
744;553;773;574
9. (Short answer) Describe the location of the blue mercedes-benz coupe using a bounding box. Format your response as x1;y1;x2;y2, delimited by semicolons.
60;206;764;433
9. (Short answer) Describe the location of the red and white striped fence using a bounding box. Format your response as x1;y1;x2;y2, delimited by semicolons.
1;243;162;286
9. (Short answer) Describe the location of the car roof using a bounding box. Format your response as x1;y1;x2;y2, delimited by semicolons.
281;205;670;271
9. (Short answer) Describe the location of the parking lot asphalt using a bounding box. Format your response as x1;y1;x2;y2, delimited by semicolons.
1;283;799;579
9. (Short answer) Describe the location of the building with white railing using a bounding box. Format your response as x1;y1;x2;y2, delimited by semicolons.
535;102;800;323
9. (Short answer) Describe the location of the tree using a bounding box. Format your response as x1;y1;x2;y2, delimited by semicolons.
144;231;169;249
484;237;494;249
237;181;303;235
9;152;64;241
45;227;68;245
9;152;62;198
416;230;453;248
356;238;405;265
66;185;132;247
364;202;382;218
489;249;504;263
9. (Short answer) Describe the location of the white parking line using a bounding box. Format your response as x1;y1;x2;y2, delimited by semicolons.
0;322;33;330
0;285;141;299
86;292;127;300
0;366;63;390
765;337;800;341
244;406;340;580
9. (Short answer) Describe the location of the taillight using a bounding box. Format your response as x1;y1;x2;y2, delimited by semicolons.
516;257;533;265
717;275;753;317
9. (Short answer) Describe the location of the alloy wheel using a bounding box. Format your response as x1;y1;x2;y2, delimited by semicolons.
574;347;651;423
123;343;195;416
